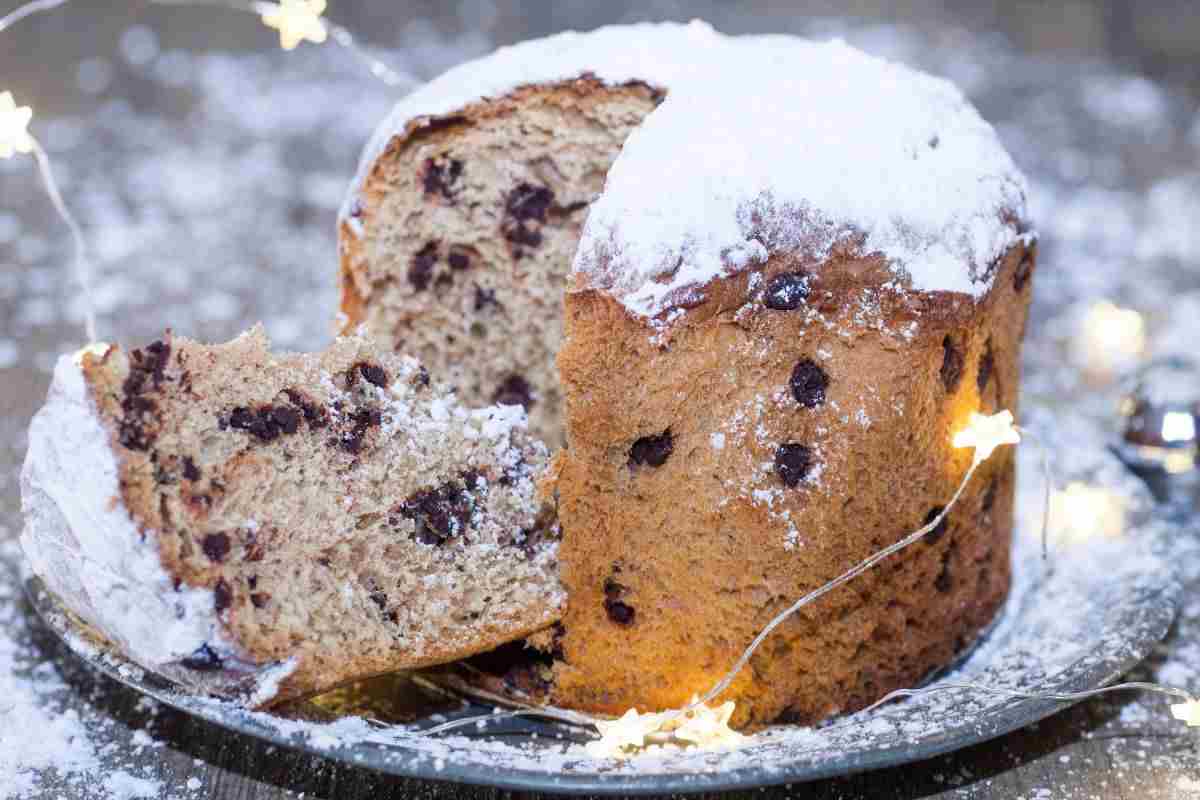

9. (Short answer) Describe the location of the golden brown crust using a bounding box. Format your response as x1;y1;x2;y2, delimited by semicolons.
551;242;1034;726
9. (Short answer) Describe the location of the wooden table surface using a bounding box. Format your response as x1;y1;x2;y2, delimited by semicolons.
4;1;1200;797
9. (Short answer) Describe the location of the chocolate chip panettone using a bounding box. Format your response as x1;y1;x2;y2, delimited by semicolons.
341;22;1034;727
21;328;562;705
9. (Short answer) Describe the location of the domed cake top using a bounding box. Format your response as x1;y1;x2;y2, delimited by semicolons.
574;35;1029;316
345;21;1029;318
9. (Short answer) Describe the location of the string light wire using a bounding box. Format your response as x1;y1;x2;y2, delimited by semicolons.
30;137;96;343
0;0;414;344
692;458;983;712
1016;426;1054;560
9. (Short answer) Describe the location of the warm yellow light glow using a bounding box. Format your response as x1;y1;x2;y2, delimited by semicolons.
1171;699;1200;727
1162;411;1197;444
72;342;110;365
1048;482;1126;544
953;410;1021;466
586;697;746;759
260;0;328;51
0;91;34;159
1076;300;1146;375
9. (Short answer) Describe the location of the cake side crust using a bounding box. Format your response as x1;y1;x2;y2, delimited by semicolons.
551;239;1035;726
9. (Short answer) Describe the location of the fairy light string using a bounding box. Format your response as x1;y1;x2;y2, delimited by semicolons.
0;0;413;345
689;411;1017;713
415;409;1198;759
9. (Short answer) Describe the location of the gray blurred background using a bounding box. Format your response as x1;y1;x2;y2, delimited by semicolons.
3;0;1200;115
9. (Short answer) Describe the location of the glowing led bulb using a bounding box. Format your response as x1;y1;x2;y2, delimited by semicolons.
1161;410;1197;444
1171;698;1200;727
1075;300;1146;376
72;342;110;365
586;697;746;759
1047;482;1126;544
260;0;328;51
0;91;34;159
953;410;1021;466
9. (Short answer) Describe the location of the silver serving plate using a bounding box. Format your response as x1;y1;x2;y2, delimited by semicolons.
24;515;1182;795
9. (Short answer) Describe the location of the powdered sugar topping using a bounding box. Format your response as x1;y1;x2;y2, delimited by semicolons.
20;354;224;670
345;22;1028;318
575;36;1028;316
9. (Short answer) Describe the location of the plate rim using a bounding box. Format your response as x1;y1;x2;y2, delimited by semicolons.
23;569;1181;795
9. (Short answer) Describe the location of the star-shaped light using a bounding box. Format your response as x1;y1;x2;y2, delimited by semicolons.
585;697;747;759
669;698;747;750
953;410;1021;466
1171;698;1200;727
260;0;328;51
72;342;111;365
0;91;34;160
586;708;665;758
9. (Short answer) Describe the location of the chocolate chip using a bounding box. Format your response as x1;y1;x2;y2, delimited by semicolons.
393;479;475;546
202;532;231;563
605;599;636;626
941;336;964;393
408;241;439;291
119;420;153;452
764;272;811;310
928;134;940;149
117;339;172;451
355;362;389;388
182;457;201;482
285;389;328;428
774;443;813;487
493;375;533;411
250;593;270;609
271;406;300;435
934;563;953;593
502;183;554;250
977;341;994;394
368;589;389;611
790;360;830;408
447;247;472;271
422;156;463;200
603;578;636;626
474;285;500;312
629;430;674;468
127;340;171;391
181;643;224;671
461;469;485;490
506;183;554;222
924;506;949;544
228;405;301;442
338;407;382;455
1014;247;1035;291
981;479;999;513
213;579;232;612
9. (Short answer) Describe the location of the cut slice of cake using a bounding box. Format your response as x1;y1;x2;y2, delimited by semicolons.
21;327;562;705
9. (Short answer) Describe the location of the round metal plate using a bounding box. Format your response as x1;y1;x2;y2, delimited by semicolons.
25;522;1181;795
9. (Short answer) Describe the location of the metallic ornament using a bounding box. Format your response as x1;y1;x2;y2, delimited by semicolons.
1115;355;1199;506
